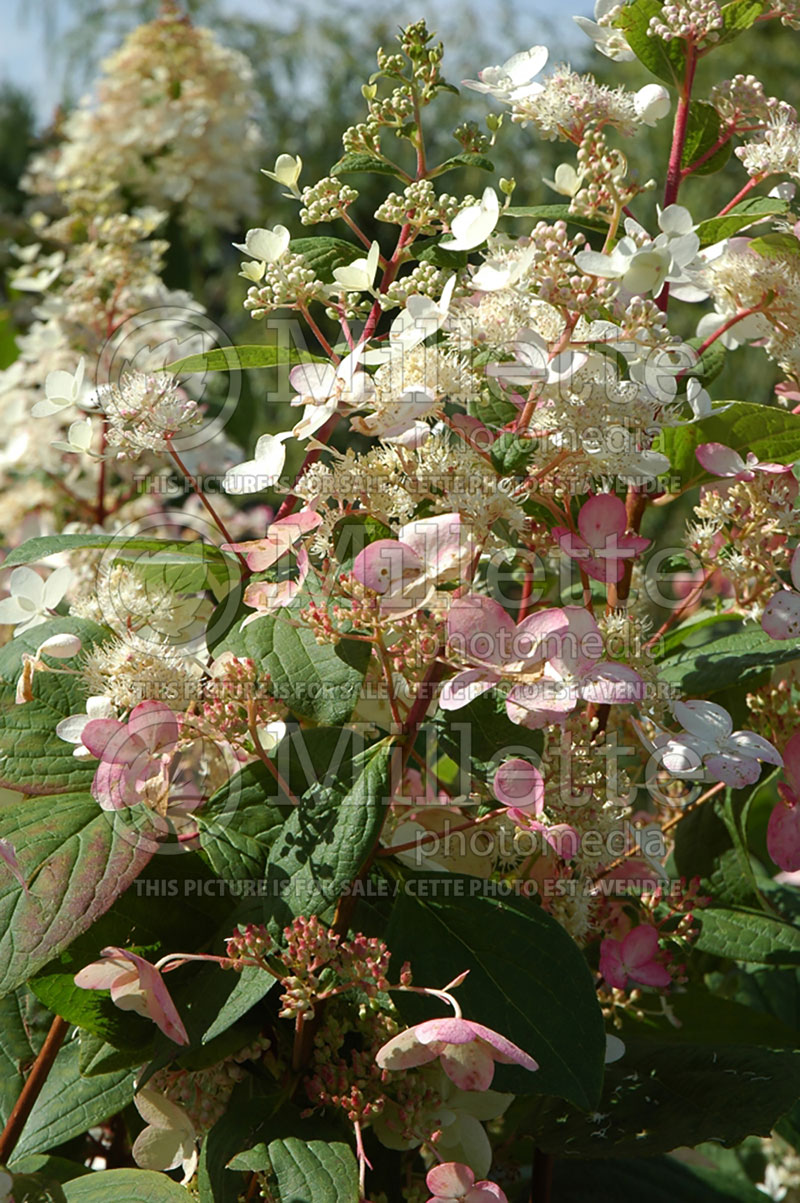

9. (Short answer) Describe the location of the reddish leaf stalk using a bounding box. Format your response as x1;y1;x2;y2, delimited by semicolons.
0;1015;70;1164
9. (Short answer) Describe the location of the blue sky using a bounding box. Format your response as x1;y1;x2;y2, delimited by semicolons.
1;0;596;127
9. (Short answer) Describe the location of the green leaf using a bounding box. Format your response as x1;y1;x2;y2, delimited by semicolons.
0;793;154;995
551;1154;770;1202
165;344;327;374
197;762;289;881
197;1078;331;1203
615;0;686;84
263;737;392;925
467;383;517;428
681;102;732;175
0;675;95;795
6;1156;90;1185
8;1174;67;1203
243;610;372;725
749;231;800;259
682;335;727;389
655;401;800;492
289;237;362;283
386;882;606;1108
78;1032;149;1077
0;989;40;1125
694;906;800;964
501;204;607;234
3;535;237;592
265;1137;360;1203
413;238;468;270
521;1039;800;1156
62;1170;190;1202
652;612;741;660
695;196;789;248
718;0;768;41
432;152;495;175
11;1040;135;1160
201;965;275;1044
330;152;408;178
433;688;543;778
658;624;800;693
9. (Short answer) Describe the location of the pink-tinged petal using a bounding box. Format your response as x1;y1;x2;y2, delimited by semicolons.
755;460;793;474
352;539;423;595
493;759;544;812
74;956;134;991
446;595;517;667
554;527;592;563
128;701;180;753
621;924;659;967
782;731;800;798
704;752;762;789
242;578;302;614
468;1184;508;1203
599;939;627;989
80;718;128;760
399;513;475;582
695;442;746;477
222;512;319;570
577;493;627;549
762;589;800;640
628;961;672;989
767;801;800;873
92;760;138;810
727;730;783;766
114;951;189;1045
546;605;603;676
792;548;800;593
514;607;571;668
465;1021;539;1072
427;1163;475;1197
416;1017;477;1046
532;822;580;859
439;670;499;711
579;663;645;705
505;681;576;728
439;1041;497;1091
375;1027;441;1071
674;699;733;744
450;414;492;450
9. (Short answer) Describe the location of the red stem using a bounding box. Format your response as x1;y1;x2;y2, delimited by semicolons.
717;175;761;217
165;440;249;575
691;302;766;360
656;44;698;313
0;1016;69;1164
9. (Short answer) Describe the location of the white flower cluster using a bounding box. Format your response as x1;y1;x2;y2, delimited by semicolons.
23;8;262;232
100;372;202;458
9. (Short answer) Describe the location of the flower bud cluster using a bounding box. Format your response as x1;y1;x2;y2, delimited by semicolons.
299;176;359;225
243;255;326;317
571;129;644;220
278;916;393;1020
379;262;450;311
149;1034;272;1133
710;75;797;127
648;0;723;43
341;120;382;156
374;181;465;229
